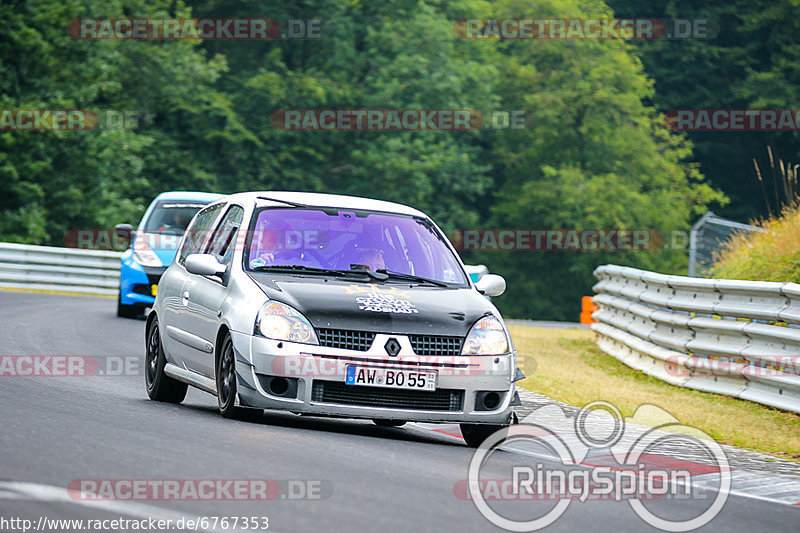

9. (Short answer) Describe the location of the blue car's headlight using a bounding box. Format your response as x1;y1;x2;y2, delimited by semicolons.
133;240;162;267
255;301;319;345
461;315;509;355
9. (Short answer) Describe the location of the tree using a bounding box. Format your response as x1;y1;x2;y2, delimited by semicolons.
0;0;230;244
1;0;727;319
607;0;800;221
460;0;725;320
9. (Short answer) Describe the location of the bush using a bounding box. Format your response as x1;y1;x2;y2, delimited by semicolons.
711;206;800;282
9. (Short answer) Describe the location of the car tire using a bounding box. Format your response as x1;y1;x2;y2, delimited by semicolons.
117;293;138;319
216;333;262;420
372;419;406;427
460;423;508;448
145;316;188;403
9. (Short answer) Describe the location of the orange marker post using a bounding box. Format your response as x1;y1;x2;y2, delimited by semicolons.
580;296;597;325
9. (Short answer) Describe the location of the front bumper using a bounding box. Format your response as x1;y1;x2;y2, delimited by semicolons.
232;331;516;424
119;253;166;306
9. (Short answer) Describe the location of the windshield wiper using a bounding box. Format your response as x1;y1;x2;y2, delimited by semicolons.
251;265;389;281
345;269;389;281
376;269;449;287
251;265;347;277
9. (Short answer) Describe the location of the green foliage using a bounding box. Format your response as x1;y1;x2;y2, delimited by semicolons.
2;0;732;318
465;0;725;320
607;0;800;221
710;205;800;282
0;0;230;244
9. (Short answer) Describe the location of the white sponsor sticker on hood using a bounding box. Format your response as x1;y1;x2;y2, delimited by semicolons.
356;292;419;314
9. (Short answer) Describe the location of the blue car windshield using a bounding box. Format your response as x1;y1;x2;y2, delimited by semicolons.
245;208;468;285
143;201;207;235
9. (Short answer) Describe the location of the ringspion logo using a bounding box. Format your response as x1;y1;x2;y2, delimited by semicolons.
464;402;730;531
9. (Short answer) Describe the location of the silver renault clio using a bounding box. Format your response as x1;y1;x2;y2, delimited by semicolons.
145;192;521;446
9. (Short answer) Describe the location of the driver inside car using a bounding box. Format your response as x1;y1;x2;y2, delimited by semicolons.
249;225;279;268
157;210;191;233
250;223;320;268
350;247;386;272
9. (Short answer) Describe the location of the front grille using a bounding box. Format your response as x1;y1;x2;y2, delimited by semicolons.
317;329;376;351
311;380;463;411
409;335;463;356
132;283;153;296
316;328;464;356
143;266;166;287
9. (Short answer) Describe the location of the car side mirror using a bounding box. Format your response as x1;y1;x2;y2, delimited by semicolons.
114;223;133;246
185;254;227;277
475;274;506;297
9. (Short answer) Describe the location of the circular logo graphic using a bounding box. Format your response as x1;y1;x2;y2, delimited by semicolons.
466;402;731;532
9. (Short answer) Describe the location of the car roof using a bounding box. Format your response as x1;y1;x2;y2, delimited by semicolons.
221;191;427;217
153;191;225;202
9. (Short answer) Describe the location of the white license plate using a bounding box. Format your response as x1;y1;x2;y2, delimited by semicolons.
345;365;437;391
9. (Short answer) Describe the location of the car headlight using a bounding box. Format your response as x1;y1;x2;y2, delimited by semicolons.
255;301;319;345
461;315;509;355
133;240;162;267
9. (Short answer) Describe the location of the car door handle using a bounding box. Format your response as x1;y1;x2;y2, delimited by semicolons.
182;291;190;306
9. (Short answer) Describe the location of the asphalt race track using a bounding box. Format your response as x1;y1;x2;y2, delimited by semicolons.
1;291;798;532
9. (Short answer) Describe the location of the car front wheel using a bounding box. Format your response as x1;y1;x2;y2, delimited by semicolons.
117;293;138;318
216;333;262;420
460;423;508;448
373;419;406;427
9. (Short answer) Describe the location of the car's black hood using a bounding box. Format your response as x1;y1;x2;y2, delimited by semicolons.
248;273;494;336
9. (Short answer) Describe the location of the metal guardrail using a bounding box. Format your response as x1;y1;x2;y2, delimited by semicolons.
0;242;122;296
592;264;800;413
0;242;489;298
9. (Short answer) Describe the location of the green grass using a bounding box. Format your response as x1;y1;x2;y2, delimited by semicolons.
512;325;800;461
711;204;800;281
0;287;115;298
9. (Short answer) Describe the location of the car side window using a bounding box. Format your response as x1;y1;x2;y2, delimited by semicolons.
207;205;244;266
178;203;224;265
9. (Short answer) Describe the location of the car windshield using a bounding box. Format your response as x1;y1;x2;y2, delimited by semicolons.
143;201;207;235
245;207;468;285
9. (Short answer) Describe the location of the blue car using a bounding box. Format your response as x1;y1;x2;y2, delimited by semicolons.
115;191;223;318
